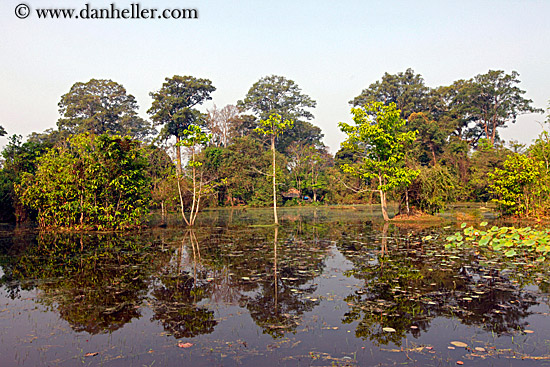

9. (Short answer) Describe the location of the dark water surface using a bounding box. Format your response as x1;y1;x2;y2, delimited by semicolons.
1;206;550;366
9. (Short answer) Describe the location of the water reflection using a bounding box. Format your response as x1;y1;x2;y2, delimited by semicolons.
1;209;550;366
241;226;321;338
0;231;171;334
151;230;217;338
340;223;540;346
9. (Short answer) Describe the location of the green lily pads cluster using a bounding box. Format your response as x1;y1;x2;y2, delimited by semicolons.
445;222;550;260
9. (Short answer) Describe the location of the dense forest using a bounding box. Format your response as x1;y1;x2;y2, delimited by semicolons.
0;69;549;229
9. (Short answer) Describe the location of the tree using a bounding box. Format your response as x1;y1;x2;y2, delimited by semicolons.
468;140;510;201
177;125;214;226
339;102;419;220
0;135;52;222
16;133;150;229
456;70;543;145
58;79;154;140
255;113;293;224
407;112;449;166
350;68;429;119
489;153;547;216
205;104;242;147
287;143;331;202
148;75;216;173
238;75;319;151
202;136;274;206
145;144;177;224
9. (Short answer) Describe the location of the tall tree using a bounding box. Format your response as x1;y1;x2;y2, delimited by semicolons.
455;70;542;145
407;112;450;166
350;68;429;119
57;79;153;140
255;113;293;224
148;75;215;173
205;104;240;147
176;125;213;226
238;75;320;151
339;102;419;221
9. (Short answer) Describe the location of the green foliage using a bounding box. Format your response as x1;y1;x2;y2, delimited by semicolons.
16;133;150;229
468;142;510;201
407;112;450;166
339;102;419;193
255;113;294;223
145;144;178;218
488;153;548;216
238;75;320;151
254;113;294;138
408;165;460;214
339;102;419;219
446;224;550;261
148;75;215;173
453;70;542;145
222;137;275;205
350;68;429;119
148;75;215;140
57;79;154;140
239;75;316;122
0;135;52;222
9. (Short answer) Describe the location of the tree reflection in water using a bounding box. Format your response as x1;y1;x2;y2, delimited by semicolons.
0;231;171;334
1;212;546;357
150;230;217;338
340;223;539;346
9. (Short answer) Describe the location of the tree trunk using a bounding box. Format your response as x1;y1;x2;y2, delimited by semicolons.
272;135;278;225
378;174;390;221
175;136;182;174
405;190;410;216
380;189;389;221
177;178;190;226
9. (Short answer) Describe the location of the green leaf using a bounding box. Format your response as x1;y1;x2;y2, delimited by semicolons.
505;249;517;257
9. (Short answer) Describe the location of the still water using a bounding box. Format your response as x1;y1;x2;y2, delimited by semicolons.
1;206;550;366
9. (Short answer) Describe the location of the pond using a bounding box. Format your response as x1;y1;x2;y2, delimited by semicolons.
1;206;550;366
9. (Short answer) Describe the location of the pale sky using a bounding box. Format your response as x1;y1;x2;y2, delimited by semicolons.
1;0;549;154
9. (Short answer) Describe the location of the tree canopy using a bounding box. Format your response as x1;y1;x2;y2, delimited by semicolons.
148;75;216;172
57;79;154;140
350;68;429;119
459;70;543;145
238;75;321;151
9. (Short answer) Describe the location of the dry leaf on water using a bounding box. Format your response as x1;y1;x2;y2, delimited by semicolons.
450;341;468;348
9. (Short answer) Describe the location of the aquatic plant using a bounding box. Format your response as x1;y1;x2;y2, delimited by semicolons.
446;222;550;260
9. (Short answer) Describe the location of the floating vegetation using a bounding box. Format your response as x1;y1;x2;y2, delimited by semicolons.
446;222;550;261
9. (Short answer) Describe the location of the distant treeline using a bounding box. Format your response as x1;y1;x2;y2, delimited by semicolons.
1;69;549;228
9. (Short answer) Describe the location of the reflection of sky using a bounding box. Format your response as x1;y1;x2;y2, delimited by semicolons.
1;0;549;152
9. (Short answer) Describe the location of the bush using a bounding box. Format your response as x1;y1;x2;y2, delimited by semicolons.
16;133;150;229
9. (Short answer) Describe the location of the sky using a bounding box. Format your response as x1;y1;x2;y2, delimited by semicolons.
1;0;549;154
